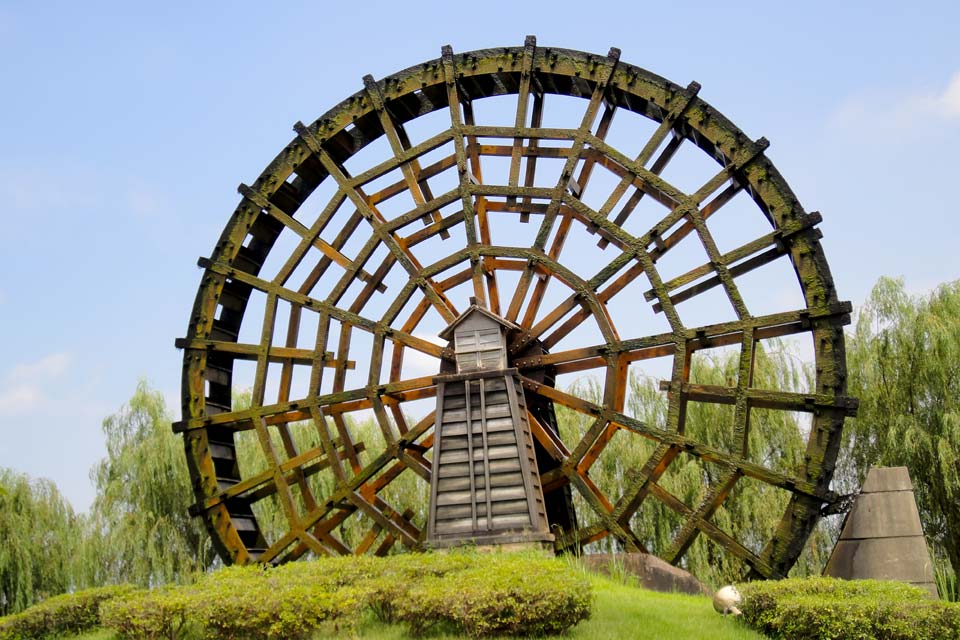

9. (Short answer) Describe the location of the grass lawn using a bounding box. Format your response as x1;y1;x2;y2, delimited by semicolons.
71;573;764;640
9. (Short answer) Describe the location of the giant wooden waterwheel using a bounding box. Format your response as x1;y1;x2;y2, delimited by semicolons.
176;37;856;579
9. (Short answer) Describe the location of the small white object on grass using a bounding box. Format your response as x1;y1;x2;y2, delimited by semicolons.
712;585;742;616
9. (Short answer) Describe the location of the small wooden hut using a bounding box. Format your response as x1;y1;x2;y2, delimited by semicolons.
427;300;553;548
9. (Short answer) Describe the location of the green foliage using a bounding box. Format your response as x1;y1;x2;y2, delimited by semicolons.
99;586;193;640
0;585;134;640
100;564;365;640
95;552;590;639
268;552;477;625
0;468;81;615
934;555;958;603
737;577;960;640
191;570;364;640
739;576;930;606
84;380;211;588
556;340;831;587
843;278;960;582
394;554;592;637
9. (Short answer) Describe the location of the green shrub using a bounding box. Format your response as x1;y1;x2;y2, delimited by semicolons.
737;577;960;640
189;578;365;640
0;585;136;640
360;551;482;623
95;552;593;639
395;553;593;637
99;586;195;640
100;564;369;640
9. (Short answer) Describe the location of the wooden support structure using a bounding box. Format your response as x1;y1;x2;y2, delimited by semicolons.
427;302;553;548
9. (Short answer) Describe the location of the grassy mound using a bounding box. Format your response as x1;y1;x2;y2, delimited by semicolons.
3;553;774;639
5;551;591;639
0;585;134;640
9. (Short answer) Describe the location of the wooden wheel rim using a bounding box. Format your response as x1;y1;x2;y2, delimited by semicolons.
177;38;853;579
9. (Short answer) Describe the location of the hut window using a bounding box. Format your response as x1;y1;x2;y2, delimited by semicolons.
455;327;504;371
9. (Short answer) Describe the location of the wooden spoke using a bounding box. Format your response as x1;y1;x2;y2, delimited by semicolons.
296;123;458;323
649;482;782;578
596;81;699;248
239;184;386;291
441;45;487;307
506;47;620;324
509;36;538;199
514;302;852;374
363;75;447;237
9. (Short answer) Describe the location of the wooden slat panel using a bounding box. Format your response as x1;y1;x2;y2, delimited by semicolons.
489;471;524;487
438;449;472;464
486;431;517;447
483;378;508;392
484;417;516;432
437;462;472;478
436;486;528;507
486;444;520;460
489;486;527;502
484;405;512;419
438;476;472;492
436;504;474;520
444;395;468;409
483;390;510;405
435;519;476;534
491;499;530;516
490;513;531;528
436;490;474;506
488;458;522;474
440;422;468;436
440;435;471;450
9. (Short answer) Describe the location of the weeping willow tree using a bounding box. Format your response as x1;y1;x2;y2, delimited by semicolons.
556;340;833;587
0;469;79;615
842;277;960;579
83;380;211;587
232;390;427;553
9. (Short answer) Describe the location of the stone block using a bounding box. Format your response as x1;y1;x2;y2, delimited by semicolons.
860;466;913;493
838;492;924;540
581;552;710;596
825;537;934;583
824;466;938;597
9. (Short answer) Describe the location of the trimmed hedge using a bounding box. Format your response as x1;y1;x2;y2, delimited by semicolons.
0;585;135;640
101;566;366;640
191;567;366;640
100;586;195;640
395;554;593;637
96;551;592;639
737;577;960;640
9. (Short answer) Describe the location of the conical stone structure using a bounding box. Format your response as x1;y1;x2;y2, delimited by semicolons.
824;467;938;597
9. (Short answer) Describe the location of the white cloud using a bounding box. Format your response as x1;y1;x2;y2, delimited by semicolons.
0;384;43;414
831;71;960;134
8;352;72;380
936;72;960;118
0;353;73;416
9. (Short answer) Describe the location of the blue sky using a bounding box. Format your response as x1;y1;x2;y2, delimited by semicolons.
1;1;958;511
